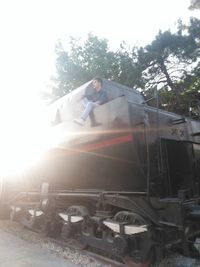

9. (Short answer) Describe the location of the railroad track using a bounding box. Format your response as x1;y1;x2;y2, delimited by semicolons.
46;236;125;267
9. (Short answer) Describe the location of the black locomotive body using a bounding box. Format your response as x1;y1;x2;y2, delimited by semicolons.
2;79;200;265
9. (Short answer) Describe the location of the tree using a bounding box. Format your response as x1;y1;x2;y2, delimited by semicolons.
189;0;200;10
49;19;200;118
50;34;143;98
136;18;200;114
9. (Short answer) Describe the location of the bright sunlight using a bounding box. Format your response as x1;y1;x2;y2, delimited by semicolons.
0;89;52;177
0;0;197;177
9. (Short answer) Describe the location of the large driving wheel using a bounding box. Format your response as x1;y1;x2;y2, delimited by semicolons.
114;211;155;267
61;205;90;241
19;208;44;230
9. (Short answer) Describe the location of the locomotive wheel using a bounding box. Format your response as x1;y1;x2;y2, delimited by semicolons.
61;205;90;240
10;208;20;221
19;209;43;230
10;207;26;222
41;219;62;237
184;225;200;259
20;211;37;229
66;205;90;217
188;236;200;259
114;211;154;267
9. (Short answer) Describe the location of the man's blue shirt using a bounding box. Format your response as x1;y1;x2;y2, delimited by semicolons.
86;89;108;105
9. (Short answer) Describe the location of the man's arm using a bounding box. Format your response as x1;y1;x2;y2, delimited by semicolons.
97;91;108;105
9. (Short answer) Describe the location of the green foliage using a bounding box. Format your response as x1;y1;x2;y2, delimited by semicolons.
50;18;200;118
189;0;200;10
51;34;143;98
137;17;200;115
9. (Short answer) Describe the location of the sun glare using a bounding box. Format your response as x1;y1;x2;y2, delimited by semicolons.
0;87;53;177
0;0;198;178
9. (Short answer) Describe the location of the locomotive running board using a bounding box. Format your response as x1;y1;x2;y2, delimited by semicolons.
103;220;148;235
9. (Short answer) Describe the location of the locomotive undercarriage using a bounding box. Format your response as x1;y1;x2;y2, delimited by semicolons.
6;187;200;266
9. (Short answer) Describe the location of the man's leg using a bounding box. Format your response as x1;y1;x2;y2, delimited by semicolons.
81;102;99;121
82;97;88;108
74;99;99;126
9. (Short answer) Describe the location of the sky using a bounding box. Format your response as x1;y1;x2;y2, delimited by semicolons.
0;0;199;176
0;0;199;97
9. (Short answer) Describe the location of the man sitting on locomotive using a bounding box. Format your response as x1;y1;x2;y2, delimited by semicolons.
74;77;108;126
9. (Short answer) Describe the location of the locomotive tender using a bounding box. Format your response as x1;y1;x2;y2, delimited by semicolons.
2;78;200;266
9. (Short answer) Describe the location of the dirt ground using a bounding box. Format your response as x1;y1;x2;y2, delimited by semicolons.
0;220;200;267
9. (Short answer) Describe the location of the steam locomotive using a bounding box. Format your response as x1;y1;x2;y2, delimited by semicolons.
1;78;200;266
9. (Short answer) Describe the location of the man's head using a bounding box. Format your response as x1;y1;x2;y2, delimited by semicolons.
92;77;103;91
